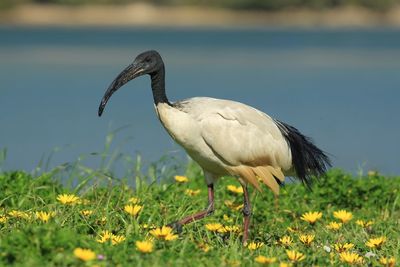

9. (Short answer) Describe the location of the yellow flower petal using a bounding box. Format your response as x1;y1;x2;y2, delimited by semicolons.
35;211;54;223
57;194;80;205
334;243;354;252
96;230;113;243
224;200;244;211
174;175;189;183
111;235;126;245
379;256;396;267
279;236;293;247
366;236;386;249
356;219;373;228
300;211;322;224
227;185;244;194
136;240;153;253
247;242;264;250
80;210;93;216
286;250;305;262
150;226;177;241
8;210;30;219
326;221;342;230
218;225;241;234
299;234;314;246
333;210;353;223
124;204;142;216
205;223;223;232
73;248;96;261
165;233;178;241
340;252;363;265
0;215;7;223
255;255;276;264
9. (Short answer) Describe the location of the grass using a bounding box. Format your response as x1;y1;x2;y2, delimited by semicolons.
0;157;399;266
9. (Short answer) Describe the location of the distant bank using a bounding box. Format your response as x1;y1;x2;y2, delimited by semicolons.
1;3;400;28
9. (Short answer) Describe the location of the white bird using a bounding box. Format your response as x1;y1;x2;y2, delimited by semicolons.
98;50;330;244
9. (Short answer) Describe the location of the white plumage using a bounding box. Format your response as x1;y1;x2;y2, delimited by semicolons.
156;97;292;193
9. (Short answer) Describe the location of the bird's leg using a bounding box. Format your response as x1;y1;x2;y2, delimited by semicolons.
168;184;215;233
239;179;252;245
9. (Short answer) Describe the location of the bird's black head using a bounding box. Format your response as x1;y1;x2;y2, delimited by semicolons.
98;50;164;116
132;50;164;76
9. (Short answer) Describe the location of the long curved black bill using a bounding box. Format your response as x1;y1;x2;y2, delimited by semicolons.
98;63;142;117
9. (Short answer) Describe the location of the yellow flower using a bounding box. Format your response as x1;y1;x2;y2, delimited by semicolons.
96;230;113;243
286;250;305;262
185;189;200;196
365;236;386;249
334;243;354;252
149;226;178;241
279;263;292;267
224;200;244;211
73;248;96;261
8;210;30;219
279;236;293;247
198;243;211;252
379;256;396;267
299;234;314;246
136;240;153;253
339;252;363;265
300;211;322;224
35;211;54;223
333;210;353;223
247;242;264;250
97;231;125;245
165;233;178;241
326;221;342;230
356;220;373;228
205;223;223;232
218;225;241;234
174;175;189;183
255;255;276;264
128;197;139;204
111;235;126;245
57;194;80;205
124;204;142;217
227;185;244;194
80;210;93;216
0;215;7;223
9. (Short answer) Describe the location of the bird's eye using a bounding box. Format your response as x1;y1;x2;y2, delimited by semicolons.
145;58;151;63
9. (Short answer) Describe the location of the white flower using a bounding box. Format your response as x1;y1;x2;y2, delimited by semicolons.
365;251;376;258
323;245;331;253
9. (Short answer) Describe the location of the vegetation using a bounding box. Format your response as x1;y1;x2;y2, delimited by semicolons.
1;0;400;11
0;154;398;266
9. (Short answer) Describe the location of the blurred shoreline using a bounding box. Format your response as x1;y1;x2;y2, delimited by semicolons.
2;3;400;28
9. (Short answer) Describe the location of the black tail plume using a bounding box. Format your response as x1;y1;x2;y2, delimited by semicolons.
275;120;331;187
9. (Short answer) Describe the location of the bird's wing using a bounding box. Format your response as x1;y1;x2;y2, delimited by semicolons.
188;98;292;194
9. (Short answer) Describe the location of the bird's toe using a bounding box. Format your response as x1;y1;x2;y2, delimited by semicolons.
167;221;183;234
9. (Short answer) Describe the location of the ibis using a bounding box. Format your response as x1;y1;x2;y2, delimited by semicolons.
98;50;331;244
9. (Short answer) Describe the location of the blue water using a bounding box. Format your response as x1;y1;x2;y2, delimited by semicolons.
1;26;399;175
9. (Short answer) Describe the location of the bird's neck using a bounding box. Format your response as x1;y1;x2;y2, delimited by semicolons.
151;65;170;106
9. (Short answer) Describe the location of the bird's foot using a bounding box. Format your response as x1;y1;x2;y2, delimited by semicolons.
167;221;183;234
